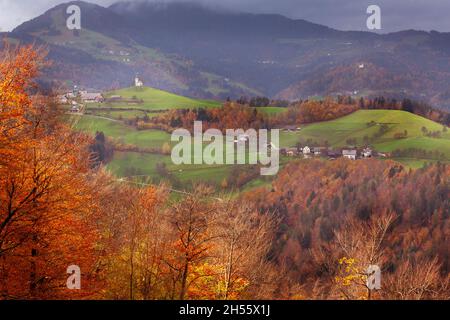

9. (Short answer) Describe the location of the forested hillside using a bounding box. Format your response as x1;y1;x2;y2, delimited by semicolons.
245;159;450;299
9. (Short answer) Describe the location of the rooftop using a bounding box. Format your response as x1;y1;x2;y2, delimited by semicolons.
343;149;357;155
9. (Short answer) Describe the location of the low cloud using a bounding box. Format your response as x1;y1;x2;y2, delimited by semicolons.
1;0;450;33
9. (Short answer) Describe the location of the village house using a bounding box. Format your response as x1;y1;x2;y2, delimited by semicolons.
342;149;357;160
135;76;144;87
110;95;122;100
72;85;80;95
313;147;326;156
301;146;311;158
362;147;373;158
70;101;80;113
81;92;104;103
281;125;301;132
58;95;68;104
284;147;299;157
66;91;76;99
327;149;341;159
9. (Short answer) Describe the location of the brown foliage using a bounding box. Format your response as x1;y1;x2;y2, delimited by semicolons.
0;43;102;299
245;159;450;299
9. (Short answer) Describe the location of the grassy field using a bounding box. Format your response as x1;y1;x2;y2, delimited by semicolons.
74;114;288;151
257;107;287;115
72;115;172;148
108;151;235;186
375;137;450;157
392;158;449;169
89;110;165;120
74;104;450;192
108;151;291;191
73;114;278;189
278;109;450;169
280;110;449;151
95;86;221;111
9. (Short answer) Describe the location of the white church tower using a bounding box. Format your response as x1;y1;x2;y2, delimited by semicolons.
135;76;143;87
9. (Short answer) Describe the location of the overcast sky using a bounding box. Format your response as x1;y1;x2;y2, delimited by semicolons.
1;0;450;33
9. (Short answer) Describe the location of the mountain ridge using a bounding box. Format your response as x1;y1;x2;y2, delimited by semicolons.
4;1;450;109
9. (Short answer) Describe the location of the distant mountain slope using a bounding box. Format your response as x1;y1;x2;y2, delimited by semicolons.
108;1;338;40
276;62;433;100
13;2;125;37
4;1;450;109
9;1;262;98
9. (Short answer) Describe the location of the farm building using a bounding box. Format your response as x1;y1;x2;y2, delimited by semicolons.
313;147;326;156
284;148;299;157
302;146;311;155
135;77;144;87
342;149;357;160
81;92;104;103
327;150;341;159
362;148;373;158
281;125;301;132
58;95;68;104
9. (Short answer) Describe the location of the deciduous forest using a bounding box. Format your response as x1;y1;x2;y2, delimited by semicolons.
0;44;449;300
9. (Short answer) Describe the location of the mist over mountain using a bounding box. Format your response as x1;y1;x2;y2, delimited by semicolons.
5;0;450;109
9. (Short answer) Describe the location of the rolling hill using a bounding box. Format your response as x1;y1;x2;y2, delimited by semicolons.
74;85;221;149
282;110;450;157
74;115;172;148
72;102;450;188
8;2;263;98
102;86;221;110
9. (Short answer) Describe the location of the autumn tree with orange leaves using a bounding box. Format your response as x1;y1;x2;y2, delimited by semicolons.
98;182;170;300
0;43;102;299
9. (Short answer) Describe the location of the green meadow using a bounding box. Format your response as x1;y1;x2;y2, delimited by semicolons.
72;84;450;192
280;109;449;149
108;150;290;190
73;115;171;148
97;86;221;111
108;151;255;186
277;109;450;168
258;107;287;115
390;158;448;169
90;110;164;120
375;137;450;157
